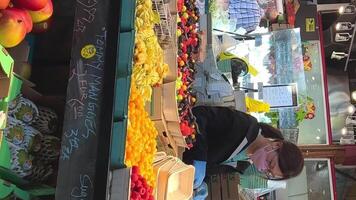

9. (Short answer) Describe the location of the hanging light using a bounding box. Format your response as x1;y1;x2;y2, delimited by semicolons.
331;51;348;60
352;91;356;101
339;5;356;14
335;33;352;42
342;127;347;135
348;104;355;114
335;22;355;31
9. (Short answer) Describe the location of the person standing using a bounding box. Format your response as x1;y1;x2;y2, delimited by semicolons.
183;106;304;198
218;0;279;33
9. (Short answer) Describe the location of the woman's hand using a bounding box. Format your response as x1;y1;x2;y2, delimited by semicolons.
193;160;207;189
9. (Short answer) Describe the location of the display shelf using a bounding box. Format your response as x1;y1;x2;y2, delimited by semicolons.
120;1;137;32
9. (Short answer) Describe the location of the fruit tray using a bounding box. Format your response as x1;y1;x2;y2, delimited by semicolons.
153;155;194;200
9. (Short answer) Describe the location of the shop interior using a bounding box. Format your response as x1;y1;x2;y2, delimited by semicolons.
0;0;356;199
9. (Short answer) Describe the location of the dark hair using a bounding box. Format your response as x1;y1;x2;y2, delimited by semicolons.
259;123;304;179
278;141;304;179
259;123;284;140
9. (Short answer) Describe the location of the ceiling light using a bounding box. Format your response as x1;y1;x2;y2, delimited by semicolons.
339;5;356;14
335;22;354;31
342;127;347;135
352;91;356;101
348;105;355;114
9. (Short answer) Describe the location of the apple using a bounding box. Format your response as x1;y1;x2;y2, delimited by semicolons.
0;0;10;9
28;0;52;23
0;10;27;48
2;8;32;33
12;0;47;11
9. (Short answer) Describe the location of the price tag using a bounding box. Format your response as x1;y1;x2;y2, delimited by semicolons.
81;44;96;59
306;18;315;32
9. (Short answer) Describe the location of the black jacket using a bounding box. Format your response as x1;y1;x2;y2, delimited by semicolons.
183;106;260;171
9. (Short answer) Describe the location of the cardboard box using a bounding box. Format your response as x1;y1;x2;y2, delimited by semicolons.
0;46;14;99
153;119;178;157
146;86;163;120
162;81;180;122
163;47;178;83
168;0;177;14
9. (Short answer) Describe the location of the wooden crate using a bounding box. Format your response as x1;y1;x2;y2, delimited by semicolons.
205;173;240;200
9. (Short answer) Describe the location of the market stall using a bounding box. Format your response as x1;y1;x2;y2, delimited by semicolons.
1;0;349;199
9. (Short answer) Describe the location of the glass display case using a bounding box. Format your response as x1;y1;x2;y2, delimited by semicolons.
224;29;330;145
275;159;334;200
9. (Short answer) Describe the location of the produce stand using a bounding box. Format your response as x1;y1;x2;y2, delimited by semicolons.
1;0;345;199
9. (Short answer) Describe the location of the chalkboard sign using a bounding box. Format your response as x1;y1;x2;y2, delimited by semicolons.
55;0;112;199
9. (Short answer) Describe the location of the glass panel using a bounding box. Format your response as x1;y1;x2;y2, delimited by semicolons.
305;160;332;200
222;29;329;144
276;159;333;200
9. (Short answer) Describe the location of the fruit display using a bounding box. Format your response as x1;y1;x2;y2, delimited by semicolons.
125;82;158;187
130;166;155;200
0;0;53;48
3;96;60;182
175;0;201;147
133;0;169;102
124;0;172;188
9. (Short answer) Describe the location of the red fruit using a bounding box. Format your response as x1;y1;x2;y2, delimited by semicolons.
0;0;10;9
132;166;140;174
12;0;47;11
0;9;27;48
131;174;139;182
136;180;142;188
28;0;53;23
2;8;32;33
131;191;140;199
139;188;146;195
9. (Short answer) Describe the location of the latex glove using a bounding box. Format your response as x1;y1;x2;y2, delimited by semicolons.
193;160;207;189
194;182;208;200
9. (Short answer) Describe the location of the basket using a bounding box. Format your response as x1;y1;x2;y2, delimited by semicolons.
153;156;194;200
154;151;167;163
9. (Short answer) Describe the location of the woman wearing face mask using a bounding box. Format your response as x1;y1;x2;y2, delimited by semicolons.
183;106;304;198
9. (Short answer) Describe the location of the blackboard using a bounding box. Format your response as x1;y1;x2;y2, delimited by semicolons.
55;0;112;199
